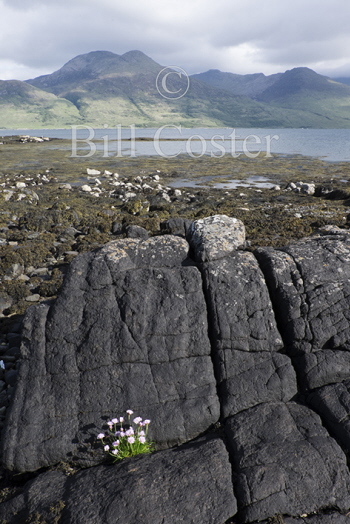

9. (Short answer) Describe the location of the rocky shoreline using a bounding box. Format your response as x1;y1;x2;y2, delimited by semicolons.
2;138;350;522
1;217;350;522
1;137;350;322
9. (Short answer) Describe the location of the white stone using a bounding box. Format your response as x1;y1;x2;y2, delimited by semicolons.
160;192;171;202
3;191;14;201
86;168;101;176
300;183;315;195
81;185;92;192
25;294;40;302
187;215;246;263
125;192;137;200
16;182;26;188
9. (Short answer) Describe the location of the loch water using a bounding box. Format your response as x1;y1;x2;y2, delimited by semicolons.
1;127;350;162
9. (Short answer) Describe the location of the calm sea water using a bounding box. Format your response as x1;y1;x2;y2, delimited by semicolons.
1;127;350;162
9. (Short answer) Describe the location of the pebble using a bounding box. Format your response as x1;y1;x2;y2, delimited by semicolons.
31;267;49;276
25;294;40;302
81;185;92;192
4;370;17;386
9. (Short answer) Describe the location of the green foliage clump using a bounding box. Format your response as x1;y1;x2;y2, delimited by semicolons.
97;410;154;462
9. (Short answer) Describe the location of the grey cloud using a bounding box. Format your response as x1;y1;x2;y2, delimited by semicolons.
1;0;350;80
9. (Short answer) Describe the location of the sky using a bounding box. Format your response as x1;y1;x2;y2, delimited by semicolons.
1;0;350;81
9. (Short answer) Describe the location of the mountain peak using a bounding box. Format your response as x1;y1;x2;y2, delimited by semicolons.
121;50;151;61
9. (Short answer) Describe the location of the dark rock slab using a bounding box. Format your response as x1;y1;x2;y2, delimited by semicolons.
220;351;297;418
0;470;67;524
308;379;350;454
200;251;291;416
256;233;350;355
225;402;350;523
294;350;350;391
203;251;283;353
0;436;237;524
1;236;220;472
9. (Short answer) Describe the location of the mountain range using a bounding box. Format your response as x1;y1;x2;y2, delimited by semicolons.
1;50;350;128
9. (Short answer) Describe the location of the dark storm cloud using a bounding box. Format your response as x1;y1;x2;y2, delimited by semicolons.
0;0;349;80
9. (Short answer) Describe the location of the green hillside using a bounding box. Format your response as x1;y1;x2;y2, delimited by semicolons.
193;66;350;128
256;68;350;126
0;80;82;128
2;51;350;128
26;50;296;127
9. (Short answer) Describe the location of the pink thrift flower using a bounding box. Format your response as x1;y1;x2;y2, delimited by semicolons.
125;428;134;436
112;440;120;447
107;421;113;427
126;409;133;415
139;430;145;436
111;418;119;424
139;436;146;444
143;419;151;425
97;433;105;439
119;417;124;423
111;449;119;455
104;445;110;452
127;436;135;444
133;417;142;425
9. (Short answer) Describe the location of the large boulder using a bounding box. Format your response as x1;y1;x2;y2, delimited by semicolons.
294;350;350;391
255;232;350;355
3;217;350;524
187;214;246;262
1;236;220;471
0;435;237;524
199;251;296;417
308;380;350;453
225;402;350;523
